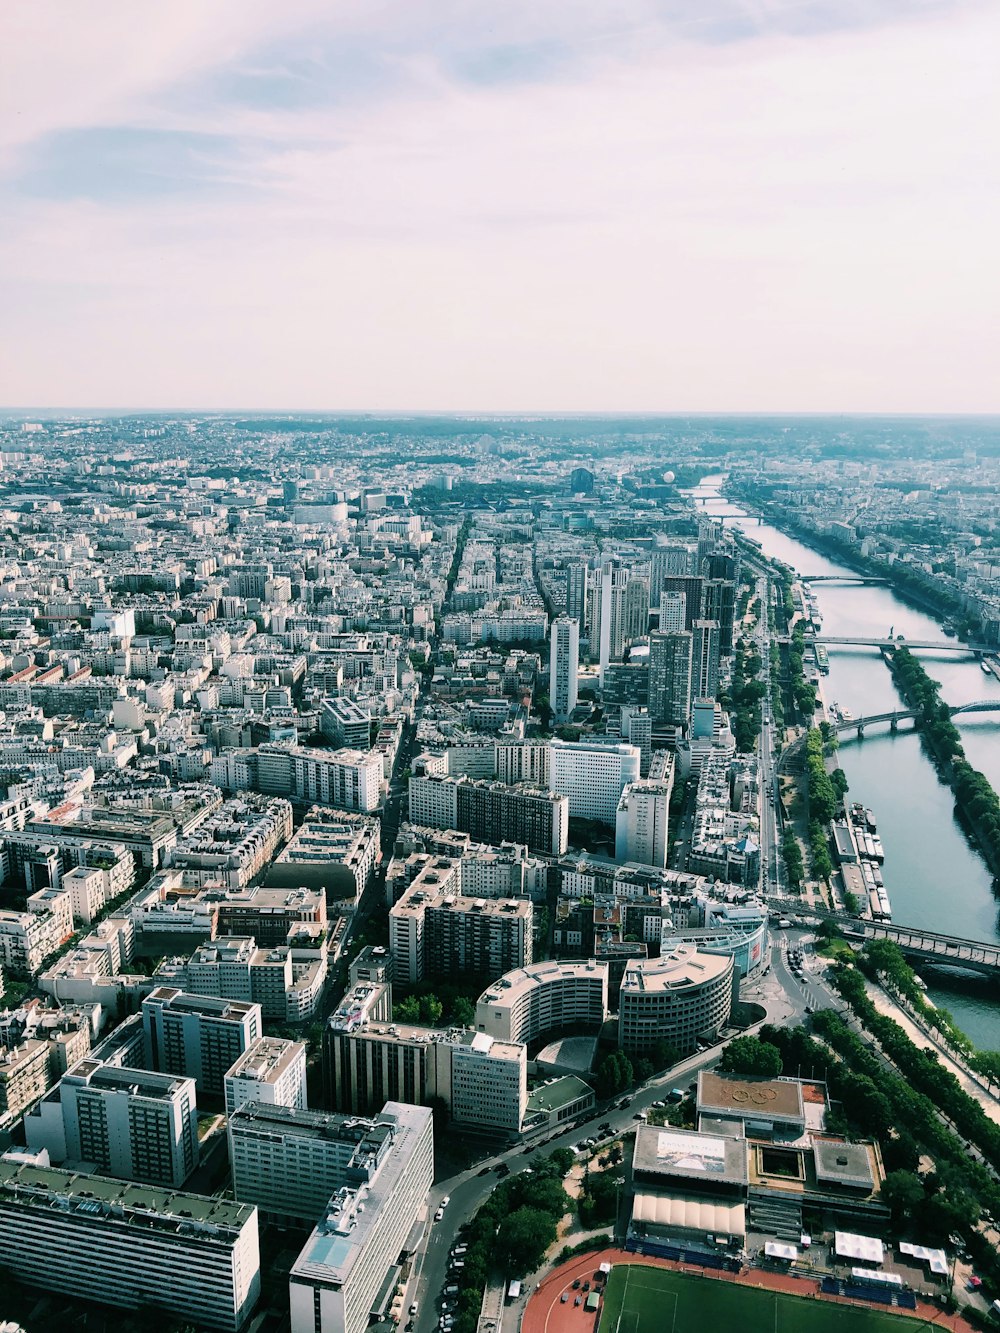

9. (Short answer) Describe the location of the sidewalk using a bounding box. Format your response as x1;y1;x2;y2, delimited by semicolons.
864;978;1000;1126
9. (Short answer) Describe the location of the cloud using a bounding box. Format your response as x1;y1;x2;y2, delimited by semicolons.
0;1;997;410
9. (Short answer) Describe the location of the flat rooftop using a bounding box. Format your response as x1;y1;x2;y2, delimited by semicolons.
698;1071;805;1124
633;1123;749;1186
0;1159;253;1235
620;945;731;994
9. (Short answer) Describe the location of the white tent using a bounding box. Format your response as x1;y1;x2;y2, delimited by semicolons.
765;1242;798;1261
834;1231;884;1264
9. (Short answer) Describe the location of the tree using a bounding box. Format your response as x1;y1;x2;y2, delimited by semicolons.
651;1038;681;1071
419;994;443;1026
450;996;476;1027
881;1170;925;1229
718;1035;783;1078
495;1206;559;1275
394;995;420;1022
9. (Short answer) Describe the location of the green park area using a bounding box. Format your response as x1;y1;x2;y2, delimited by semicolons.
597;1264;921;1333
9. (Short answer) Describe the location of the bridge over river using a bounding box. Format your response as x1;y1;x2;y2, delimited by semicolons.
833;698;1000;736
778;906;1000;978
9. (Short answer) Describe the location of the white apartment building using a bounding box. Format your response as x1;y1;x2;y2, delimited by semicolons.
549;615;579;722
548;739;641;825
62;865;107;926
475;959;609;1045
290;746;382;814
0;1158;260;1332
224;1036;308;1116
289;1103;434;1333
495;740;550;787
615;777;673;869
229;1103;377;1225
142;987;262;1095
25;1059;198;1188
0;906;68;976
325;980;527;1133
266;806;380;903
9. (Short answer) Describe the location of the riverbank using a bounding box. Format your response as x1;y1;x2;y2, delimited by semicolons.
724;482;981;634
884;647;1000;879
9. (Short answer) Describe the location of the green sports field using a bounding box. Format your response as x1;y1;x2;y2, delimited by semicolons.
596;1263;923;1333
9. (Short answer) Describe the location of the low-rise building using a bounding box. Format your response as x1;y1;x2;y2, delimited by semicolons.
266;806;380;904
618;946;733;1057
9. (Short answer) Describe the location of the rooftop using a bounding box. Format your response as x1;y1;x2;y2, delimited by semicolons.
0;1159;253;1236
697;1071;805;1124
633;1123;749;1186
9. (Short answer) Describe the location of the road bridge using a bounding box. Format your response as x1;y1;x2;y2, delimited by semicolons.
800;575;889;586
814;635;981;652
768;902;1000;977
834;698;1000;736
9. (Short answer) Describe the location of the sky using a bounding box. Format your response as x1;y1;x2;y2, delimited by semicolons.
1;0;998;413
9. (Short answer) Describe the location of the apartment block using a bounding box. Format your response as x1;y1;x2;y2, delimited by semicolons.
289;1103;433;1333
142;987;261;1096
0;1159;260;1332
224;1036;308;1116
25;1059;198;1188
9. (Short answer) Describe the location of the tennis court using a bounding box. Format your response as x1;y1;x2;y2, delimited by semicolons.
597;1263;922;1333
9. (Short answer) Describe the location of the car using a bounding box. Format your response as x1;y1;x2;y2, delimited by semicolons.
435;1208;444;1220
805;1006;813;1014
410;1303;420;1316
633;1112;644;1120
572;1280;581;1290
583;1282;590;1291
575;1296;582;1307
478;1166;491;1176
440;1196;450;1208
497;1163;510;1177
561;1294;569;1304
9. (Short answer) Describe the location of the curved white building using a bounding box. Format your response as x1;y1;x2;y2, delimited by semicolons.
618;945;733;1057
475;959;608;1045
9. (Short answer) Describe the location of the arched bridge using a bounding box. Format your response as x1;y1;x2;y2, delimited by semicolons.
834;698;1000;736
770;903;1000;978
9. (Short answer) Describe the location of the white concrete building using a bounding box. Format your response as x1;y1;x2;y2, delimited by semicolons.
548;739;641;825
25;1059;198;1188
0;1158;260;1332
142;987;262;1095
289;1102;434;1333
475;959;609;1045
224;1036;308;1116
549;615;579;723
618;945;733;1057
615;776;674;869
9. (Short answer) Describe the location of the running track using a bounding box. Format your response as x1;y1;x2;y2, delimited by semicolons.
521;1246;976;1333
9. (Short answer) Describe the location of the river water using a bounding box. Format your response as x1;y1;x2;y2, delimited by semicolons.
688;476;1000;1050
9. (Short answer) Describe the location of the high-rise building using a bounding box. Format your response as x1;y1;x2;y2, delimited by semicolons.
25;1059;198;1188
659;575;703;630
0;1158;260;1332
693;619;722;699
651;544;697;606
659;591;686;633
549;616;579;723
620;706;652;777
288;1103;433;1333
224;1036;308;1116
142;988;261;1095
565;562;588;626
408;773;568;856
615;773;674;869
569;467;595;494
618;945;733;1056
389;863;532;985
648;630;693;726
548;740;641;825
229;1102;387;1226
325;982;527;1132
700;578;736;655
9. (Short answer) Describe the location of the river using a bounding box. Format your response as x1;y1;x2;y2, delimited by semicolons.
687;475;1000;1051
